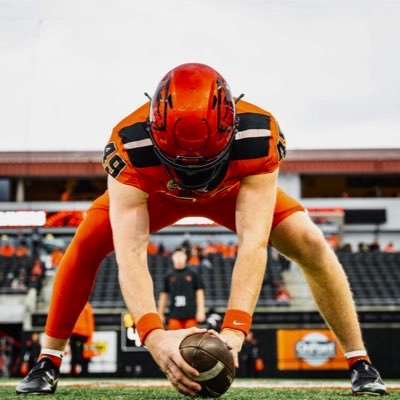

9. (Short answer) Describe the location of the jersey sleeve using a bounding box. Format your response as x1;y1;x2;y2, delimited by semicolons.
161;274;170;293
192;270;205;290
102;117;153;194
255;114;287;174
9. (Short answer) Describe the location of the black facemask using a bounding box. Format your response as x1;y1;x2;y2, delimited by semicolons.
173;156;230;192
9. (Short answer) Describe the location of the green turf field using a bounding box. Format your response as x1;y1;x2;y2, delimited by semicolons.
0;387;391;400
1;384;399;400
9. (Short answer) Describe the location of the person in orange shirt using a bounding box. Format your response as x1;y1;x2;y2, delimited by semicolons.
15;240;29;257
69;303;95;376
50;247;64;269
147;241;158;256
0;236;15;257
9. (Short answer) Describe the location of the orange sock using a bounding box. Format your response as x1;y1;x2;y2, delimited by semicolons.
345;350;371;369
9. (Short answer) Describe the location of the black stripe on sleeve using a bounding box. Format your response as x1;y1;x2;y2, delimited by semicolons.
118;122;150;144
237;112;271;131
118;122;161;168
231;137;270;160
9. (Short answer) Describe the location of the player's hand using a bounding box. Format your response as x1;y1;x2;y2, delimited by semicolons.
145;327;207;397
220;328;245;368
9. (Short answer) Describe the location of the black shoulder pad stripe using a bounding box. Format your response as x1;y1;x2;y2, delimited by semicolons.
237;112;271;131
231;137;270;160
128;147;161;168
118;122;149;144
118;122;161;168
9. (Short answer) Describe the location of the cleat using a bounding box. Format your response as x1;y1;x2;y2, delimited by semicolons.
351;360;387;396
16;357;59;395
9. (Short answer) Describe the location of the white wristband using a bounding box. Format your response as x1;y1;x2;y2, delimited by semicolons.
344;350;367;359
41;348;64;359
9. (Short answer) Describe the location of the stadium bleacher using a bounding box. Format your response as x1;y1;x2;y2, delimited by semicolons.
337;251;400;306
1;249;399;307
0;255;34;293
89;248;297;309
86;250;400;309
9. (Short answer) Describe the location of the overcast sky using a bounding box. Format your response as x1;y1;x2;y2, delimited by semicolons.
1;0;399;151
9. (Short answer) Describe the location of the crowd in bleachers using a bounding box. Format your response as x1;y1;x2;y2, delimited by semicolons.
335;239;397;254
0;234;63;294
0;237;43;294
1;232;399;308
90;240;291;309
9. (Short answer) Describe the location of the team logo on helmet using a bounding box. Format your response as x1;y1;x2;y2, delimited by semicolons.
167;180;179;191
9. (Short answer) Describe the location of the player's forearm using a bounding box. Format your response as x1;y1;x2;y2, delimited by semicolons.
117;253;158;319
227;244;267;314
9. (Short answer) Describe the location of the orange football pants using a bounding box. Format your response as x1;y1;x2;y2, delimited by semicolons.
45;187;304;339
168;318;198;330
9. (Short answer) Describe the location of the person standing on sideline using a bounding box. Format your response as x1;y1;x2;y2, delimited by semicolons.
158;248;206;330
69;302;95;376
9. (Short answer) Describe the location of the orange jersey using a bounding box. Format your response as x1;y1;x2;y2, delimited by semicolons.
102;100;286;203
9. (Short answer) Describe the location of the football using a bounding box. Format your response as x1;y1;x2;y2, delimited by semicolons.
179;332;235;398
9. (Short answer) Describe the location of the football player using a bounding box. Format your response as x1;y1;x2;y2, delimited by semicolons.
17;63;386;397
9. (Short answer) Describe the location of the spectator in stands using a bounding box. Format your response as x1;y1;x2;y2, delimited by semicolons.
187;245;201;267
203;241;218;256
0;235;15;257
50;247;64;270
222;241;238;259
158;248;206;330
274;282;292;305
60;180;77;202
157;242;167;256
15;239;29;257
358;242;369;252
31;228;42;259
369;238;381;252
20;333;41;374
340;243;353;253
147;241;158;256
27;258;45;294
383;242;395;253
10;270;27;290
70;302;95;376
238;331;263;378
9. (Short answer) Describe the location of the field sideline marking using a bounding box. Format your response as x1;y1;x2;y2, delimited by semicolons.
1;379;400;390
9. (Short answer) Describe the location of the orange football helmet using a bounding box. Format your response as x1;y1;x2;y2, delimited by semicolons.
148;63;237;190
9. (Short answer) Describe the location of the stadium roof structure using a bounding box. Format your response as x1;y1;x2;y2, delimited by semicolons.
0;149;400;177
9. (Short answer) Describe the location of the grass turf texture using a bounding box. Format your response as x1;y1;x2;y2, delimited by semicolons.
1;387;399;400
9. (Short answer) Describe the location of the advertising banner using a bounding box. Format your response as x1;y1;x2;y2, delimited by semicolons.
277;329;347;370
121;313;147;352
